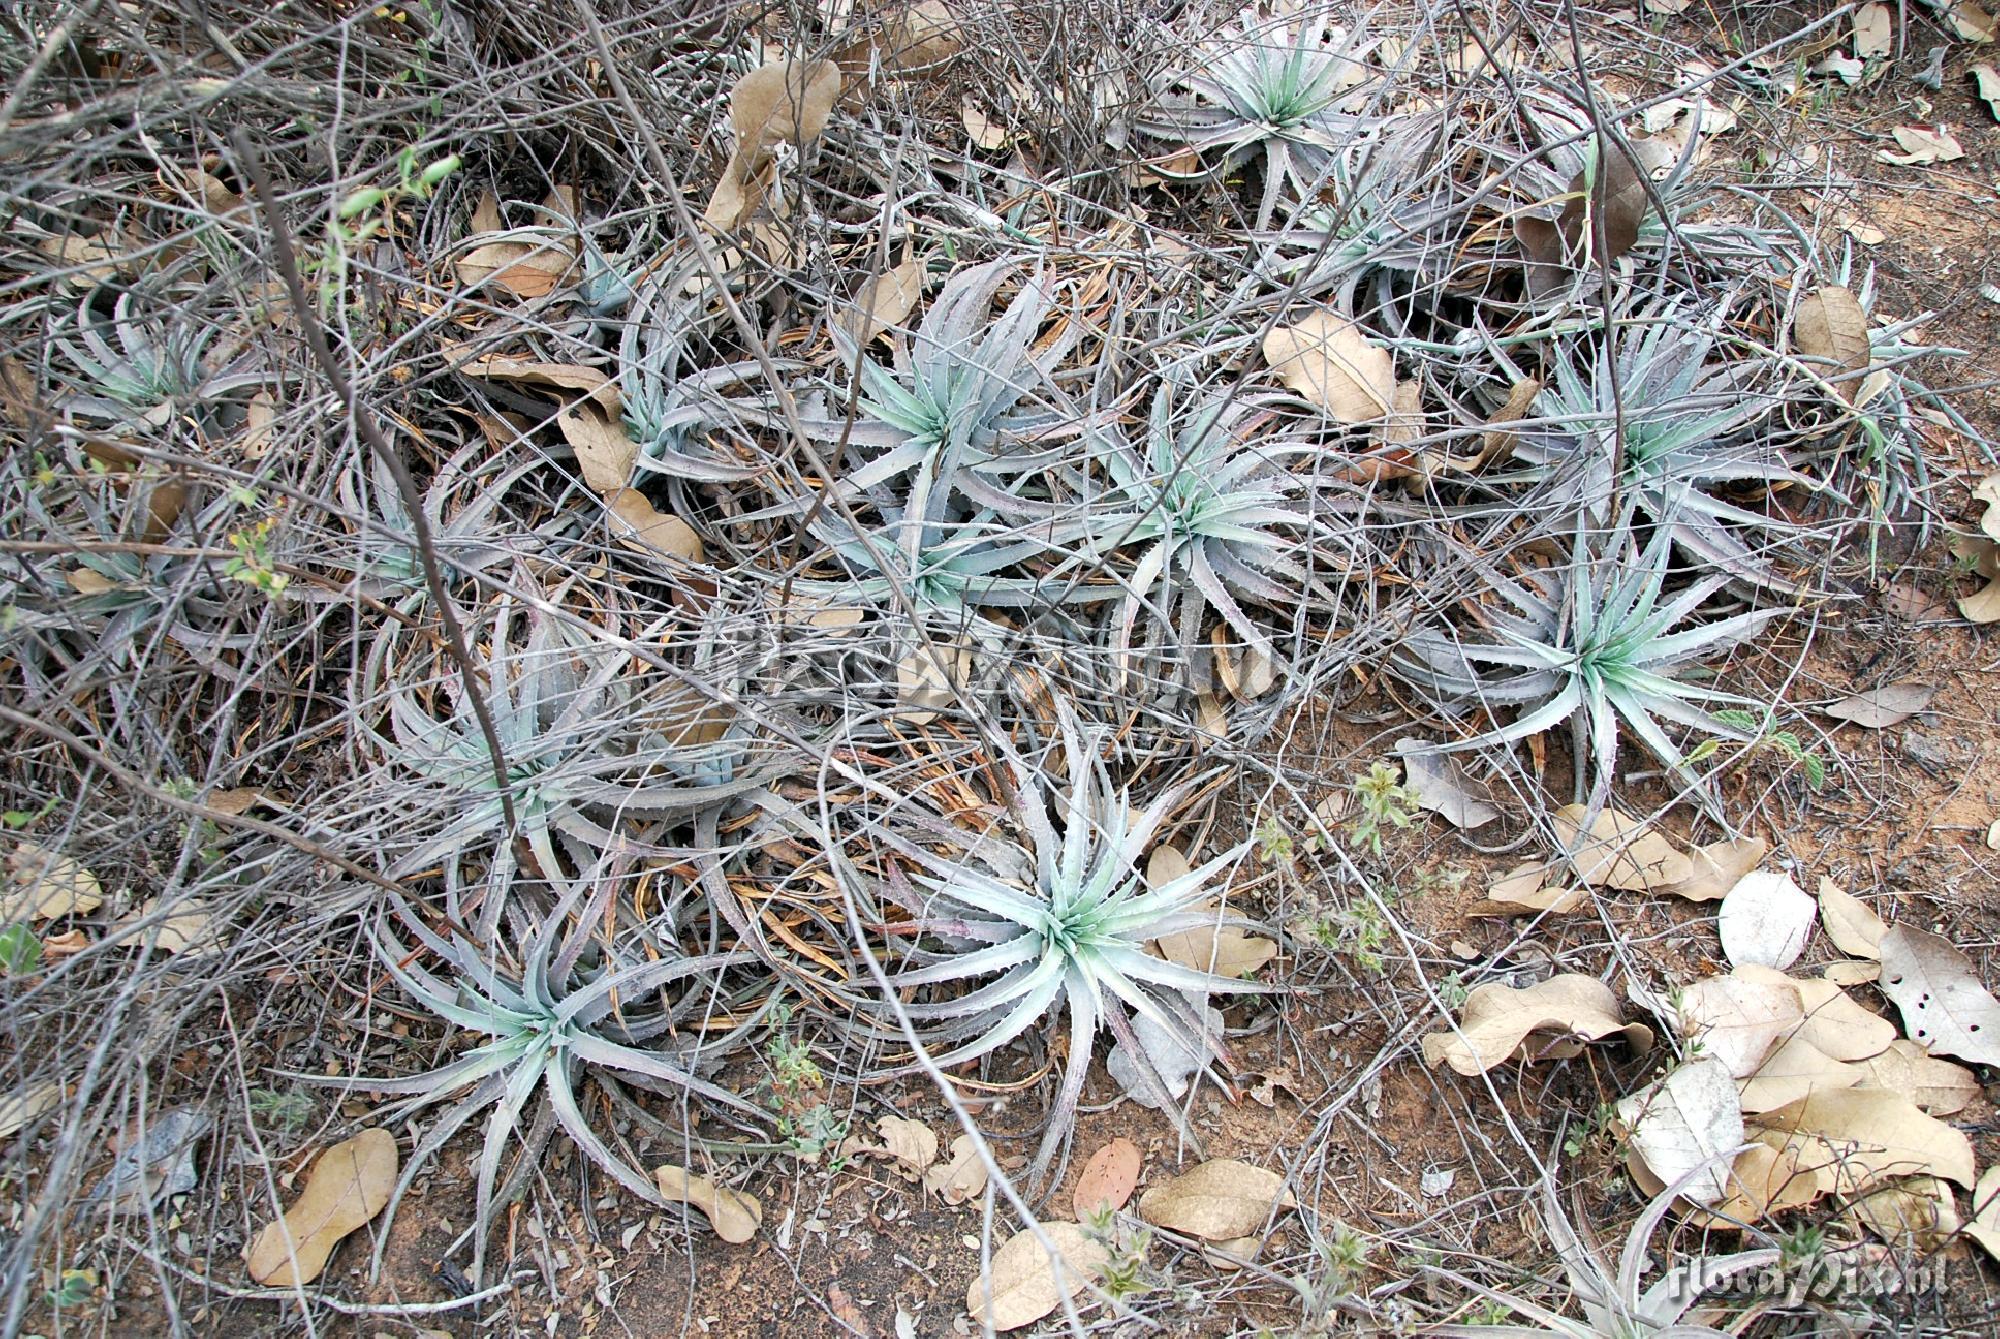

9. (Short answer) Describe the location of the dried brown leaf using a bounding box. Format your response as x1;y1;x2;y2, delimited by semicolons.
1422;974;1651;1075
557;401;638;493
3;843;104;920
841;257;924;345
732;59;842;153
921;1134;988;1204
1816;878;1886;959
1854;2;1893;58
1659;836;1769;903
1794;286;1872;401
1262;312;1395;423
966;1222;1106;1331
604;489;703;563
115;897;216;955
1719;870;1816;970
1856;1039;1980;1116
1136;1159;1296;1241
655;1165;761;1243
243;1129;397;1286
1845;1175;1959;1252
1736;1035;1864;1113
1757;1088;1975;1193
1673;973;1803;1078
1822;682;1934;728
1071;1138;1141;1219
1877;126;1965;165
1618;1059;1743;1206
1552;804;1693;891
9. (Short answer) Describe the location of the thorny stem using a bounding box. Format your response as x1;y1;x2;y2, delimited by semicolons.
229;128;523;862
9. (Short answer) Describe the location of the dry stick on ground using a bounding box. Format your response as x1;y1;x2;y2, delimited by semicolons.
228;128;523;859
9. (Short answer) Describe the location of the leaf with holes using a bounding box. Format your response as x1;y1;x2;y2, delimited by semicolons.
1877;925;2000;1067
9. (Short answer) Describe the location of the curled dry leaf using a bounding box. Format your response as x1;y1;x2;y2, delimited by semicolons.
966;1221;1107;1332
1262;312;1395;424
1136;1158;1296;1241
1660;837;1768;903
3;843;105;921
1618;1058;1743;1206
1856;1039;1979;1115
1816;879;1886;959
1975;64;2000;119
1952;532;2000;623
1845;1175;1960;1253
1393;739;1498;830
1793;286;1871;402
1422;974;1651;1076
1877;925;2000;1067
732;59;842;154
922;1134;989;1204
243;1129;398;1287
1472;861;1585;916
1877;126;1965;165
656;1165;761;1243
1965;1166;2000;1266
708;59;842;231
1821;682;1934;728
1072;1138;1141;1219
1553;804;1692;892
1718;870;1815;971
605;489;704;563
1757;1088;1975;1194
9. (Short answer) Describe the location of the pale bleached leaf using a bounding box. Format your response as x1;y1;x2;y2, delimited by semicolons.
1877;925;2000;1067
1719;871;1816;970
1619;1059;1743;1206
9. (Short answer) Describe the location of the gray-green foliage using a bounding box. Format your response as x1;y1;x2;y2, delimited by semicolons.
1510;298;1818;589
837;721;1269;1178
1139;11;1379;228
335;890;763;1283
1392;520;1783;807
